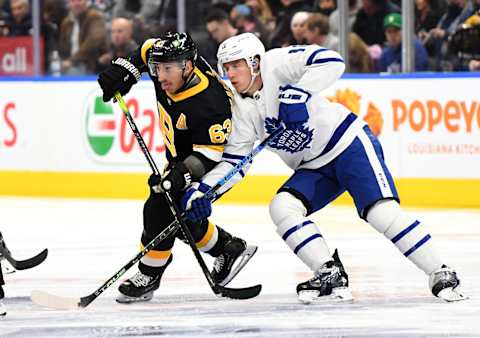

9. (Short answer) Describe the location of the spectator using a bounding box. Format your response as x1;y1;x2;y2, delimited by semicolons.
415;0;445;42
230;5;270;47
97;17;138;72
313;0;336;17
43;0;68;31
270;0;312;48
426;0;474;70
464;0;480;26
113;0;168;28
329;0;359;37
203;8;238;66
448;24;480;70
245;0;275;32
379;13;429;73
349;32;374;73
58;0;107;75
5;0;31;36
206;8;238;44
352;0;400;46
290;11;310;45
230;4;251;30
113;0;176;43
304;13;338;50
469;59;480;70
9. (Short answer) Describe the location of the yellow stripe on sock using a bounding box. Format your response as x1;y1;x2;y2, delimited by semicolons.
140;244;171;260
196;221;215;249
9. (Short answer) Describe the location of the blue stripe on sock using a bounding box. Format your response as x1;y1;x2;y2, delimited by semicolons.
391;220;420;244
404;234;431;257
222;152;244;160
282;221;314;241
294;234;322;254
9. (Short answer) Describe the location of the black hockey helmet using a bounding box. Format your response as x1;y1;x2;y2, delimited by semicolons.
148;32;198;75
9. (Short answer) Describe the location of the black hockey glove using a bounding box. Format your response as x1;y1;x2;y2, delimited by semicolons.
148;162;192;195
97;57;141;102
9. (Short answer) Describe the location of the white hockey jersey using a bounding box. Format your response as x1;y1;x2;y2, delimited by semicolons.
202;45;366;194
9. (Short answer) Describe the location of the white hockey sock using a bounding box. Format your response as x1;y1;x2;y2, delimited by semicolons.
270;192;332;271
366;199;442;275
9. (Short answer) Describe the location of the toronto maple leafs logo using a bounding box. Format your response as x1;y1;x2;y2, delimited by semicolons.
265;117;313;154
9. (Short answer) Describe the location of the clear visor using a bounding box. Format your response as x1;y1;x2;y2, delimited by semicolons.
217;56;254;79
148;59;186;77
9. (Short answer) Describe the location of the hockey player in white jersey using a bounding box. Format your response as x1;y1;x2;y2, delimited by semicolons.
180;33;467;303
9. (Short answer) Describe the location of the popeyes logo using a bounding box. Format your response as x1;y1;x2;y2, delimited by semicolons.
392;100;480;133
328;88;480;135
328;88;384;136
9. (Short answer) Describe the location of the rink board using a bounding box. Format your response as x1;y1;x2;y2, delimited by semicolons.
0;73;479;208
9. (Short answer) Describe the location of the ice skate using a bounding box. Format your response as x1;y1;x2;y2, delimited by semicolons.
116;271;161;304
297;249;353;304
117;253;173;304
212;237;257;286
429;265;468;302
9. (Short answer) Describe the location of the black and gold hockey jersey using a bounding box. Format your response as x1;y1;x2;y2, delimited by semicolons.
129;39;233;164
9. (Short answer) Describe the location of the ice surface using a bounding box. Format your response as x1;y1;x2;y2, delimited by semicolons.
0;197;479;338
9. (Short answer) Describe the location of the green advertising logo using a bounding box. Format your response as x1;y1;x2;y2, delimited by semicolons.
86;96;116;156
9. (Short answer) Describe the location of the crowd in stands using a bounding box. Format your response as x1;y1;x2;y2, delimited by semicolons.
0;0;479;75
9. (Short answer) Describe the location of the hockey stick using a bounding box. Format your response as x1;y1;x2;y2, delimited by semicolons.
111;93;261;300
0;232;48;270
30;94;281;309
205;126;284;201
31;92;273;310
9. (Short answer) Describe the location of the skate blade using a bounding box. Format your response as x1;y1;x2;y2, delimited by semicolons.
116;291;154;304
0;304;6;316
219;246;257;287
298;287;354;304
437;287;469;302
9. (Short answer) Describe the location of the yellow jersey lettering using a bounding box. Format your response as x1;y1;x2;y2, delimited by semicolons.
208;118;232;144
157;102;177;157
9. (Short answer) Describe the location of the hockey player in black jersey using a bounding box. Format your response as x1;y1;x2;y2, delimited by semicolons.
98;32;257;303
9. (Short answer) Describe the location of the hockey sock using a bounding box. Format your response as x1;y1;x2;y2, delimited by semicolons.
270;192;332;271
366;199;443;275
206;225;232;257
139;245;172;277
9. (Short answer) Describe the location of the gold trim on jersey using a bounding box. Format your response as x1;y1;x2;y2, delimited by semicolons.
166;67;209;102
141;38;157;65
176;113;188;130
193;144;225;152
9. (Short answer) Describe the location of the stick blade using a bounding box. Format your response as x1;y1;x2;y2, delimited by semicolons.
31;290;81;310
11;249;48;270
217;284;262;300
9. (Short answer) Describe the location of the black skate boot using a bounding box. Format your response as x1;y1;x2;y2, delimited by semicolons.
212;237;257;286
429;265;468;302
116;256;172;304
296;249;353;304
0;285;6;316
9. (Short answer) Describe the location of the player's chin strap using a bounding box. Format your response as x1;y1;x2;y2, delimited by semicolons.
241;68;261;94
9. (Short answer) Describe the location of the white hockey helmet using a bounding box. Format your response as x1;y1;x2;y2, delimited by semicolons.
217;33;265;77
